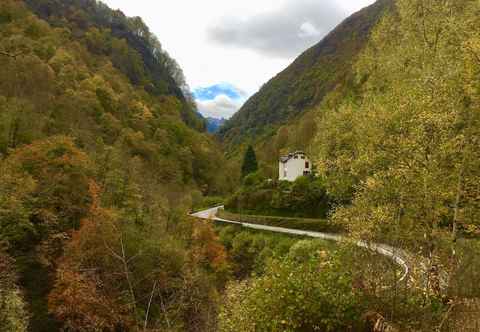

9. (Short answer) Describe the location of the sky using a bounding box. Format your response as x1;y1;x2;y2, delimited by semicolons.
102;0;375;119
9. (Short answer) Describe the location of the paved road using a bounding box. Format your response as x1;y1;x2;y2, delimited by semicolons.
191;206;410;282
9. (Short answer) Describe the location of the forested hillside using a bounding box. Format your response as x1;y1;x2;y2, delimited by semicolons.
24;0;205;130
218;0;392;147
218;1;480;330
314;0;480;235
0;1;233;331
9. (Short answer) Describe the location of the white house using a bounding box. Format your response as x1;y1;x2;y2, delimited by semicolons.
278;151;312;182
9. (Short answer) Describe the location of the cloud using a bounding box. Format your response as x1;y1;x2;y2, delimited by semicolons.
196;94;244;119
207;0;344;58
193;83;248;119
298;22;322;38
193;83;248;101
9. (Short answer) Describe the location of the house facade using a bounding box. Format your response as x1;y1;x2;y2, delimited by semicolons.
278;151;312;182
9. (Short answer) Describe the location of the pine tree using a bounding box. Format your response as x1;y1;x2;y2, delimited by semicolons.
241;145;258;178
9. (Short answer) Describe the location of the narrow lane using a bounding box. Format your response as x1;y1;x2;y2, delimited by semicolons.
191;206;410;282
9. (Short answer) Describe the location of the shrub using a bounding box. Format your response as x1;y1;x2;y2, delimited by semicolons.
226;176;332;218
219;249;367;332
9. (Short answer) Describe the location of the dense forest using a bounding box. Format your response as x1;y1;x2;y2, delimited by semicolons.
0;0;235;330
23;0;205;130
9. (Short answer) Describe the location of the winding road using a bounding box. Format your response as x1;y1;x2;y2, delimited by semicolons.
191;206;410;282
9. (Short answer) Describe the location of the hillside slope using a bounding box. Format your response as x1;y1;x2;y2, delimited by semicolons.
0;1;232;330
218;0;392;146
24;0;206;130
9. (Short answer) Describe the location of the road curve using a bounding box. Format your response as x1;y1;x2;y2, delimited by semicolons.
191;206;410;282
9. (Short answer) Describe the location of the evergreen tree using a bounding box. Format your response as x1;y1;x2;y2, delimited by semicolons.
241;145;258;178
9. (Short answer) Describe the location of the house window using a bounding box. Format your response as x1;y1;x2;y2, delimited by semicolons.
294;155;298;159
301;156;305;159
305;162;309;169
284;170;287;177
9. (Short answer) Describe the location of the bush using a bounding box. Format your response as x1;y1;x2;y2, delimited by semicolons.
226;176;332;218
191;194;224;212
216;226;312;278
219;249;367;332
242;171;264;187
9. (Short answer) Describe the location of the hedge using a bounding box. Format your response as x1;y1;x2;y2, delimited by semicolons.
217;209;344;234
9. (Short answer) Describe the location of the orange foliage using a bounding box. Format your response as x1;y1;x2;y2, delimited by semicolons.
4;136;94;229
192;220;228;272
48;181;130;331
48;264;130;331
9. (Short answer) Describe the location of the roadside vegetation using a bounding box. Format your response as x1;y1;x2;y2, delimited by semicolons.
226;174;332;219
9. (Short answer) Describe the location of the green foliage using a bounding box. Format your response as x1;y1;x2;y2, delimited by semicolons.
315;0;480;242
217;225;332;278
0;247;28;332
23;0;204;130
242;171;264;187
0;1;233;330
49;207;226;331
0;136;93;248
219;246;366;332
0;290;28;332
226;176;332;218
241;145;258;178
307;0;480;328
0;163;36;247
0;0;232;196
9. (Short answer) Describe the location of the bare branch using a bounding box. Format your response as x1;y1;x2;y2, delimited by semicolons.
0;50;24;59
437;300;458;332
143;280;157;331
465;43;480;64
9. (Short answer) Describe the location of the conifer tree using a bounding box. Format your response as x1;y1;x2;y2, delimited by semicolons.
241;145;258;178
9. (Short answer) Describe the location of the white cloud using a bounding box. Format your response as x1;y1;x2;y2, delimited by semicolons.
299;22;322;39
101;0;376;101
196;94;244;119
207;0;343;58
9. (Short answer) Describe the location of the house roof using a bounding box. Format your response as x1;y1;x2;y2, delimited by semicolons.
279;151;306;163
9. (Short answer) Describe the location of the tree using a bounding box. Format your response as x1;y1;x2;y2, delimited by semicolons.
219;245;366;332
0;246;29;332
241;145;258;178
314;0;480;326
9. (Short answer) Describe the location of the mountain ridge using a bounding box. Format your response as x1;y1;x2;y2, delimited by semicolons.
218;0;393;147
24;0;206;131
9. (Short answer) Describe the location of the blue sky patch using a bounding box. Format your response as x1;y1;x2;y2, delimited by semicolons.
193;83;246;101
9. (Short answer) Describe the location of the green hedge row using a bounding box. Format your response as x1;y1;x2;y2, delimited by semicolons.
217;209;344;234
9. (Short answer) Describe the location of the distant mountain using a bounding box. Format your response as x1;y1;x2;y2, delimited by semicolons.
218;0;393;146
206;117;227;133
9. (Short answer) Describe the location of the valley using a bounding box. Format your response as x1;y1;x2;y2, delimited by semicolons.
1;0;479;331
